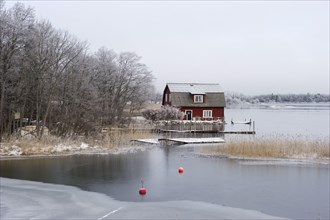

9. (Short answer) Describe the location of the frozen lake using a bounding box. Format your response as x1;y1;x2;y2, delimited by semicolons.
1;177;287;219
1;146;329;219
1;103;329;219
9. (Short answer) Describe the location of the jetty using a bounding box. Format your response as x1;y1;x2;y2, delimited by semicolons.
132;137;225;145
158;137;225;145
221;130;255;134
159;129;255;134
157;120;256;135
131;119;256;145
132;139;160;144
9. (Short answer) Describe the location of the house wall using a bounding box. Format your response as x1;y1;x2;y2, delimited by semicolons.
179;107;224;120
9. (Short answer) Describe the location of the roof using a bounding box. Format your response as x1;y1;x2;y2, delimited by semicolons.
167;83;223;93
165;83;226;107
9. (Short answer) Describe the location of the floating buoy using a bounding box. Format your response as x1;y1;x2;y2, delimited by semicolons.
139;187;147;195
178;167;184;174
139;180;146;195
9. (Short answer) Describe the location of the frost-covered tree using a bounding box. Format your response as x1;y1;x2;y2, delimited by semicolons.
0;2;35;140
91;49;154;126
0;1;156;139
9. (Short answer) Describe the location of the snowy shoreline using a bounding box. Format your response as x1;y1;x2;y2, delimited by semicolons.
1;143;329;165
196;152;330;166
0;142;155;160
1;177;288;219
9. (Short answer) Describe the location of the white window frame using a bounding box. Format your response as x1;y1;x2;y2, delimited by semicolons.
203;110;212;118
194;95;203;103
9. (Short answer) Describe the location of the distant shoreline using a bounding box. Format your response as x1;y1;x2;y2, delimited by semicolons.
226;102;330;109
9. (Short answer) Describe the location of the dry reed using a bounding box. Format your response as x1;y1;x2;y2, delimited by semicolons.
201;135;330;160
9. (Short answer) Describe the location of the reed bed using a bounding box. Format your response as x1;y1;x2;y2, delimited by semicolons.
94;129;155;148
201;135;330;160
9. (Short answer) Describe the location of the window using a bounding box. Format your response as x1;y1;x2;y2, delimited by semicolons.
165;93;170;102
194;95;203;103
203;110;212;118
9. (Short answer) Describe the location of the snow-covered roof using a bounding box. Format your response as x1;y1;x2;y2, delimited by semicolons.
167;83;223;93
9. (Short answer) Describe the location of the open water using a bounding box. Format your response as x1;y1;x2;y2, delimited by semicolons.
1;103;329;219
225;103;329;138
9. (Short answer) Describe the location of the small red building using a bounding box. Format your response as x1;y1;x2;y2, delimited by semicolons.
162;83;226;120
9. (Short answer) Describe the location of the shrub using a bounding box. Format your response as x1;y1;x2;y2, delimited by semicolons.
142;106;184;121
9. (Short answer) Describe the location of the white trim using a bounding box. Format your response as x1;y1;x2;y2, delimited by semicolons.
203;110;212;118
185;110;193;120
194;95;203;103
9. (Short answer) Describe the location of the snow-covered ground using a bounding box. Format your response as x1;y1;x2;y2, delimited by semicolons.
197;151;330;165
1;178;288;219
0;142;155;157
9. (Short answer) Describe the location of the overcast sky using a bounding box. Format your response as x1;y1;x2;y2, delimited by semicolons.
6;1;330;95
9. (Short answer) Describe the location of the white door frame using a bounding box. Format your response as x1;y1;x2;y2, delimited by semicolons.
185;110;193;120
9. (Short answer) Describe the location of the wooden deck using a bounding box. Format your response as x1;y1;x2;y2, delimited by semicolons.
131;139;160;144
159;129;255;134
158;137;225;144
132;137;225;145
221;131;256;134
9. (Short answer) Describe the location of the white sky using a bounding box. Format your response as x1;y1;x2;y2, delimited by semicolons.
5;0;330;95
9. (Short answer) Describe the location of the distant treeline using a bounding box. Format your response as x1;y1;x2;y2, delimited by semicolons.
0;2;154;140
226;92;330;105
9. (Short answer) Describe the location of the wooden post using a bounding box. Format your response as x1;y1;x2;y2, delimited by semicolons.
253;121;255;134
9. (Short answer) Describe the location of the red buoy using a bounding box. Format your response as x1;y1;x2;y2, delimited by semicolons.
139;187;147;195
178;167;184;174
139;180;146;195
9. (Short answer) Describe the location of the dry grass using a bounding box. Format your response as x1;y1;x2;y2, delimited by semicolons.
0;129;155;156
1;135;69;155
201;135;330;160
92;129;155;148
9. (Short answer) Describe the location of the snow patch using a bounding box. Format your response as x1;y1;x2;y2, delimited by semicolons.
0;145;23;156
51;144;73;153
111;146;151;154
291;153;318;160
80;142;89;149
8;145;23;156
51;142;90;153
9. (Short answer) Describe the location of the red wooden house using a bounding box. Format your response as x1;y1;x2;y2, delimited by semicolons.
162;83;226;120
